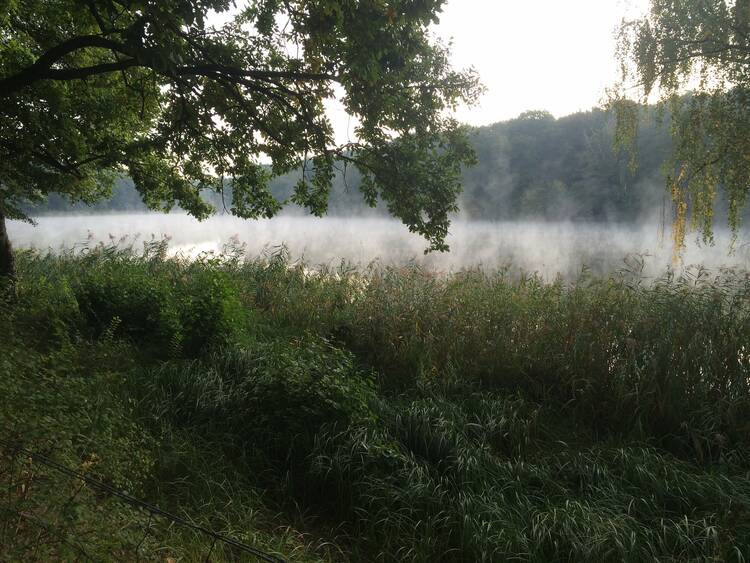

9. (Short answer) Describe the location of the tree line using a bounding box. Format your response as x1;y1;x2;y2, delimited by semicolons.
28;103;743;226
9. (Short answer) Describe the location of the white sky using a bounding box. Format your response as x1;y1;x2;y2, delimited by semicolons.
433;0;649;125
327;0;650;141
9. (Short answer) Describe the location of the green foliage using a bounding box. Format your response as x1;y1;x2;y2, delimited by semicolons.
25;104;698;226
305;393;750;561
75;255;184;350
140;337;377;463
180;263;248;354
2;247;750;560
0;288;156;494
0;250;337;561
243;252;750;461
62;242;249;357
613;0;750;247
0;0;481;252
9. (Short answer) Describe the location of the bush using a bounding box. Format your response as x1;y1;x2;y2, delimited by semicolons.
179;265;248;355
70;246;250;358
75;259;182;353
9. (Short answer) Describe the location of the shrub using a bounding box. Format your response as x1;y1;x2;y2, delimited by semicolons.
69;246;251;358
179;265;248;355
74;260;182;353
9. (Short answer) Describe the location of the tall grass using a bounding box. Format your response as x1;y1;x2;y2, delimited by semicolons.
237;252;750;461
1;241;749;561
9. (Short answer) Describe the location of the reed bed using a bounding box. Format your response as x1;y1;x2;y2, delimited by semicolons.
1;242;749;561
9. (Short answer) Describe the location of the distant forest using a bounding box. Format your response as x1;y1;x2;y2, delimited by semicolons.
25;106;742;224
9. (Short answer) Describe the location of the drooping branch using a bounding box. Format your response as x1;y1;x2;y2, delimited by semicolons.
0;0;481;254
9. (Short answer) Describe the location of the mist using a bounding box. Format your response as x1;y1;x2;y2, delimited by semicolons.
19;106;749;283
9;214;750;280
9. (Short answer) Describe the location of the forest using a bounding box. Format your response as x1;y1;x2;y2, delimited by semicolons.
25;106;680;223
28;103;750;229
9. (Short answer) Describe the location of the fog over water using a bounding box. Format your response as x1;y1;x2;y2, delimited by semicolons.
8;214;750;279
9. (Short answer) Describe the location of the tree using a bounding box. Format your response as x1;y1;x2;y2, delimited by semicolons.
611;0;750;249
0;0;481;280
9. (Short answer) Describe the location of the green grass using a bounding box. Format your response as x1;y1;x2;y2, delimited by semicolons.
1;241;749;561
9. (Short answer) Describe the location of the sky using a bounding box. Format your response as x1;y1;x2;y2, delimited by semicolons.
325;0;650;141
432;0;650;125
212;1;652;140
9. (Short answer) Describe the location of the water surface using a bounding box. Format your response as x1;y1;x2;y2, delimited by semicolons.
9;214;750;279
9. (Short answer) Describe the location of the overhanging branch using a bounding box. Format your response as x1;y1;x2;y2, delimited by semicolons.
0;35;128;95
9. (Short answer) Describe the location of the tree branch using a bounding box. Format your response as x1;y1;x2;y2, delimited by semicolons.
174;63;335;83
0;39;335;99
44;59;140;81
0;35;128;95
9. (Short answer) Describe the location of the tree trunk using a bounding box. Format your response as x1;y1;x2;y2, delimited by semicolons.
0;206;16;283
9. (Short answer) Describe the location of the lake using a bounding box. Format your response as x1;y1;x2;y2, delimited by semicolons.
8;214;750;279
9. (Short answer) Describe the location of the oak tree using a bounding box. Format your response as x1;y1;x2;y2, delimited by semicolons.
0;0;481;279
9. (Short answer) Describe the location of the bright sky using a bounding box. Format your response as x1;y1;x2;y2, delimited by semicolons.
432;0;650;126
326;0;650;141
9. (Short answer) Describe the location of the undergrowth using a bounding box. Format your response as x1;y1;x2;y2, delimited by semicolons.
1;240;749;561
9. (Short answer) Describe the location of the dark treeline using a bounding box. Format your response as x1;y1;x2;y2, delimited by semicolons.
461;108;672;222
27;106;680;222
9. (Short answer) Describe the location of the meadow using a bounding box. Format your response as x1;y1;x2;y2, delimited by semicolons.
2;240;750;561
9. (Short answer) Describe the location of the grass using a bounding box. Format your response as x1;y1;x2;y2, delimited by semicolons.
1;239;749;561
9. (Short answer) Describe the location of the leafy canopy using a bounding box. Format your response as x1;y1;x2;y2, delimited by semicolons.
0;0;481;250
612;0;750;249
